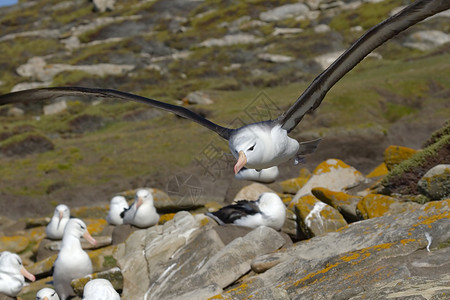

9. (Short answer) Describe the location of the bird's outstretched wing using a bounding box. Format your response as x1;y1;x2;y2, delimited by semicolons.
0;86;232;140
277;0;450;132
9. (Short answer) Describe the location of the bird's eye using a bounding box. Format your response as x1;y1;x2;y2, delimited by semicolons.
248;144;255;151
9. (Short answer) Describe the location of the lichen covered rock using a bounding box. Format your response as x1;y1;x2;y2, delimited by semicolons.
417;164;450;200
294;194;347;239
384;145;418;170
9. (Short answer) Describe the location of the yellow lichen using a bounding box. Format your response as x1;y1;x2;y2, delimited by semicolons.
158;213;176;225
384;145;417;170
366;163;389;178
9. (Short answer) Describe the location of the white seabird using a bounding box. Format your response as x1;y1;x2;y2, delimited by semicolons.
53;218;97;300
0;0;448;176
121;189;159;228
206;192;286;231
36;287;60;300
0;251;35;297
106;195;129;226
46;204;71;240
82;278;120;300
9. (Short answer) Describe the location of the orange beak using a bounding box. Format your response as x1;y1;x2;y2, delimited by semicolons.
136;197;143;210
83;230;97;246
21;267;35;282
234;151;247;175
57;211;63;230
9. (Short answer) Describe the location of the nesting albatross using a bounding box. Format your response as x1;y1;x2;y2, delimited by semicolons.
0;0;448;175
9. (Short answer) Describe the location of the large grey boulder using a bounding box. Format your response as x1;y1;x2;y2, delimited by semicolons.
217;199;450;299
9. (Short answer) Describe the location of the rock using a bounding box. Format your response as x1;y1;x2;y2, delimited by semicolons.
417;164;450;200
384;145;417;171
314;50;381;70
10;81;52;92
115;212;215;300
16;56;134;82
214;199;450;299
6;107;24;117
292;159;365;203
356;194;421;219
0;29;59;43
181;91;213;105
43;100;67;115
0;236;29;253
366;162;389;178
294;194;348;239
280;168;311;194
403;30;450;51
233;183;276;202
314;24;330;33
162;226;286;299
259;3;309;22
111;224;138;244
89;245;118;273
27;254;56;278
257;53;294;63
200;34;262;47
92;0;116;12
311;187;361;222
272;27;303;36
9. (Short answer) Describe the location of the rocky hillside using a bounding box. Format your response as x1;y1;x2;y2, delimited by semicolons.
0;0;449;217
0;0;449;299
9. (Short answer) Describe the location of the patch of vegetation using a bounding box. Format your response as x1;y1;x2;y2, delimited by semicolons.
51;3;94;25
329;0;404;32
381;133;450;196
384;102;417;123
0;132;55;157
423;120;450;148
51;70;96;86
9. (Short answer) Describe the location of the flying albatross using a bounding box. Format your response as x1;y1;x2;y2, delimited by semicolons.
0;0;448;175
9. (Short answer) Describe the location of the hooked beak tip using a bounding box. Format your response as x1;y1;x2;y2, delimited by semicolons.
234;151;247;175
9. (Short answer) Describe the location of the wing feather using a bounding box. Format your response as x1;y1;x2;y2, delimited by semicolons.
277;0;450;132
0;86;232;140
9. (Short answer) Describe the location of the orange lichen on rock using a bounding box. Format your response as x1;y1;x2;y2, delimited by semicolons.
384;145;417;170
356;194;396;219
158;213;176;225
0;235;29;253
366;163;389;178
85;218;108;235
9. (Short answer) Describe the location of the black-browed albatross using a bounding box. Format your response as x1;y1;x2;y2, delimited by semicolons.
0;0;448;175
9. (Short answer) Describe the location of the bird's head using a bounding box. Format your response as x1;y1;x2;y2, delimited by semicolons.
135;189;153;209
64;218;97;246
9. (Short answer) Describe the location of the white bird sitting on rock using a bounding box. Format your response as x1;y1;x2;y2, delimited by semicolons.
106;195;129;225
0;251;36;297
82;278;120;300
0;1;447;176
53;218;97;300
121;189;160;228
207;192;286;231
36;287;60;300
46;204;71;240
